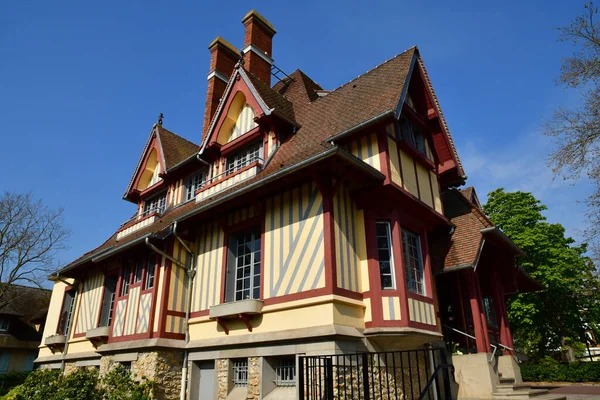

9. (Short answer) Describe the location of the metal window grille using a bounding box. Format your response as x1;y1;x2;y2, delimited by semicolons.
142;193;166;217
121;362;131;372
274;359;296;386
375;221;395;289
232;359;248;387
234;230;261;301
225;142;263;176
0;319;9;332
402;229;426;295
185;171;207;201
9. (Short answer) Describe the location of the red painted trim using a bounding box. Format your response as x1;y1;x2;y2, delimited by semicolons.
148;254;161;337
219;126;261;155
195;161;261;195
189;310;210;318
108;332;152;343
138;180;167;200
395;136;436;171
226;215;262;233
474;271;491;352
157;240;174;337
332;287;363;300
219;230;229;303
260;287;360;306
376;130;391;185
364;209;384;325
466;270;489;353
390;211;410;326
407;320;439;332
318;179;337;293
130;136;165;196
162;332;185;340
166;310;186;317
388;181;448;222
407;292;434;303
412;159;421;199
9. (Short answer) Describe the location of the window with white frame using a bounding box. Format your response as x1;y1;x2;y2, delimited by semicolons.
121;266;131;296
227;228;261;302
142;192;166;217
133;260;143;284
185;170;207;201
402;229;426;295
225;142;263;176
274;358;296;387
0;319;9;332
232;359;248;386
145;254;155;290
57;289;76;335
376;221;396;290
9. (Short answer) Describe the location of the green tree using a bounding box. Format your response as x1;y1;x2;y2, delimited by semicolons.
484;189;600;360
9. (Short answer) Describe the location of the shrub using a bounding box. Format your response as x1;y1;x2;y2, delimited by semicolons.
521;357;600;382
2;365;156;400
0;372;30;396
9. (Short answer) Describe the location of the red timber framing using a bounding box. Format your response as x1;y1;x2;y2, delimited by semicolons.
466;269;491;353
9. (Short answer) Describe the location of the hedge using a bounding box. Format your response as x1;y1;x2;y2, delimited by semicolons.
0;372;29;396
521;358;600;382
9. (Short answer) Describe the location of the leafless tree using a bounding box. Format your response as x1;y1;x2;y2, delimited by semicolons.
544;2;600;254
0;192;70;307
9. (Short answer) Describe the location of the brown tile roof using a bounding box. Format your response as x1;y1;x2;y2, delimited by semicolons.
0;284;51;320
156;125;199;171
63;46;464;274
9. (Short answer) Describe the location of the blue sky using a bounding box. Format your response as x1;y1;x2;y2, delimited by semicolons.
0;0;591;271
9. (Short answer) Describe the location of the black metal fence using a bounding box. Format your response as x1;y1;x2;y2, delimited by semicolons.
298;347;453;400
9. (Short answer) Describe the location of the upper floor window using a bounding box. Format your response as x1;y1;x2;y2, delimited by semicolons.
483;297;499;329
185;171;207;201
398;117;426;154
402;229;426;296
121;266;131;296
225;142;263;176
375;221;396;290
0;319;9;332
133;260;144;284
225;227;261;302
57;288;76;335
143;192;166;217
99;276;117;327
145;254;156;290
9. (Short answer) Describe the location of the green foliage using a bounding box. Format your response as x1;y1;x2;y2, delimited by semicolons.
484;189;600;359
103;364;156;400
2;365;156;400
521;357;600;382
0;372;29;396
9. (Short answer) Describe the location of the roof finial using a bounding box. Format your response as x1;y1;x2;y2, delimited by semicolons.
157;113;164;126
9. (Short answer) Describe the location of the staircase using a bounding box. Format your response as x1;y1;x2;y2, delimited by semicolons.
492;376;566;400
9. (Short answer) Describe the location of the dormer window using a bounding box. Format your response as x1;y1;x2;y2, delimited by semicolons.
398;117;426;154
142;192;166;217
185;171;207;202
226;142;263;176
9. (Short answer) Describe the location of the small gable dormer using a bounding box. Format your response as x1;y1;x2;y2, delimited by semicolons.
216;92;258;145
136;147;163;191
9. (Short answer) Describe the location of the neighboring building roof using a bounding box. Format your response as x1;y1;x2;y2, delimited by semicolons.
59;46;463;275
0;284;51;321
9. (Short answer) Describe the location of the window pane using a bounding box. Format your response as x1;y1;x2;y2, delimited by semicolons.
402;229;425;295
376;222;395;290
231;227;262;301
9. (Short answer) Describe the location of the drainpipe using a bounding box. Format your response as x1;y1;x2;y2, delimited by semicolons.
173;220;195;400
144;222;195;400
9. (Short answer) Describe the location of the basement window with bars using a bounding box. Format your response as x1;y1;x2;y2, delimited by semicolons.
376;221;396;290
232;359;248;387
402;228;426;296
274;358;296;387
225;142;263;176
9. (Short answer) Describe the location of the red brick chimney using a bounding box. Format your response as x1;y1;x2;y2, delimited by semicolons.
241;10;276;85
203;37;239;135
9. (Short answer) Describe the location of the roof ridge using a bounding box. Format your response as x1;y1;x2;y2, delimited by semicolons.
310;46;417;103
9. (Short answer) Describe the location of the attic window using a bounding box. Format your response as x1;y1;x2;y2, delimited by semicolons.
0;319;9;332
398;117;426;154
406;94;416;110
142;192;166;217
225;142;263;176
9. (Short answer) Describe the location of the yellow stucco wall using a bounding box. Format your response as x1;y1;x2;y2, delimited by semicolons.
348;133;380;171
74;271;104;335
192;222;224;313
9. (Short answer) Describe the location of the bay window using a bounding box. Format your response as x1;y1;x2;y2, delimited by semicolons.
375;221;396;290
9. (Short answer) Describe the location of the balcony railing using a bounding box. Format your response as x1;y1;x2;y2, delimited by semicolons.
196;157;263;203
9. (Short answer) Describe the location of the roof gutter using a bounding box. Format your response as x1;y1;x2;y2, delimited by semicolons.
480;226;526;257
328;110;394;143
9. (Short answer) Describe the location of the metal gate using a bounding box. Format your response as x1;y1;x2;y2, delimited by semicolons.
298;347;453;400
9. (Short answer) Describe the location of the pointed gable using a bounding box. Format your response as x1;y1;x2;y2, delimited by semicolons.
201;66;297;151
124;125;198;201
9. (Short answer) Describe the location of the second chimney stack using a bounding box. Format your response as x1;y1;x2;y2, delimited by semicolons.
241;10;276;85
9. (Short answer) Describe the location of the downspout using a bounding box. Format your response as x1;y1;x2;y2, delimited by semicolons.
144;223;195;400
173;220;195;400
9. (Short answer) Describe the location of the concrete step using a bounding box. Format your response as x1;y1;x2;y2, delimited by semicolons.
499;377;516;385
494;395;566;400
492;388;549;399
495;383;532;393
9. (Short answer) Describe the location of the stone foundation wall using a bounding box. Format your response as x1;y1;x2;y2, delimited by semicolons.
63;362;77;375
247;356;260;400
216;359;230;400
